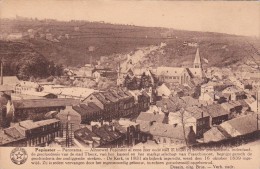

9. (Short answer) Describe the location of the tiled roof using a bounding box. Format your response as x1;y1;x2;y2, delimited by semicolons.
18;119;60;130
0;130;25;145
93;92;110;104
88;102;102;111
149;123;190;140
102;92;118;102
203;126;227;142
221;101;242;111
180;96;201;107
156;67;186;76
220;114;260;136
4;127;24;139
156;97;184;113
202;104;229;118
136;112;165;123
13;98;80;109
74;127;100;143
93;125;122;143
0;85;14;92
185;106;210;119
72;103;101;116
2;76;19;86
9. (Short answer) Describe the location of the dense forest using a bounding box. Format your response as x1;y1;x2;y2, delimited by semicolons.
0;41;63;80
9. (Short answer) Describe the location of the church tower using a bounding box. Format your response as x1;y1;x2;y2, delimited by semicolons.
193;48;202;69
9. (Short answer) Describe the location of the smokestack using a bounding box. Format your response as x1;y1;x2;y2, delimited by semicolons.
1;58;3;85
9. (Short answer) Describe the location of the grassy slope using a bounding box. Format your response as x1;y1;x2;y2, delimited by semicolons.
0;19;259;70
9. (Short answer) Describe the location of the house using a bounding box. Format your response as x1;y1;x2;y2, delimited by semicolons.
15;81;42;94
156;83;171;97
203;126;228;143
149;123;196;146
0;127;27;147
12;98;80;122
55;106;81;132
3;119;61;146
74;127;101;148
128;90;150;114
180;96;206;107
204;114;260;143
220;101;243;117
156;96;185;115
136;112;166;142
244;97;259;112
83;89;135;121
219;114;259;137
15;91;57;99
221;86;247;101
111;118;141;146
168;106;210;138
136;112;165;124
43;86;96;100
1;76;19;87
92;124;124;148
72;102;103;124
200;81;230;97
202;104;229;126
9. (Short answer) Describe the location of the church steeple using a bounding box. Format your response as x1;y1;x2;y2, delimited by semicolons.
194;48;201;68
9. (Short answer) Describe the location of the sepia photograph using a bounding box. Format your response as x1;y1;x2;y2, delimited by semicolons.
0;0;259;169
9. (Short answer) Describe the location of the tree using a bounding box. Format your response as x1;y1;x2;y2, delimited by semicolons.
129;76;138;90
140;73;152;89
124;75;131;89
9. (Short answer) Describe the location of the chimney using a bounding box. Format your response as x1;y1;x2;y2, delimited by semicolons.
189;126;194;132
201;111;204;118
1;58;3;85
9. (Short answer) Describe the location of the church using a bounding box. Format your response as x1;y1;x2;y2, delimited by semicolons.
155;48;204;85
117;48;205;86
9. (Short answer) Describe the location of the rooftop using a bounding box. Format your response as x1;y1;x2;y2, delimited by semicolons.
13;98;80;109
202;104;229;117
220;114;260;137
136;112;165;123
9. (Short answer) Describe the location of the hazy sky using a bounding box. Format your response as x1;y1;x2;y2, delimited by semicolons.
0;0;259;37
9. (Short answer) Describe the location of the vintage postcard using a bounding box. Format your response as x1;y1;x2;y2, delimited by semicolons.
0;0;259;169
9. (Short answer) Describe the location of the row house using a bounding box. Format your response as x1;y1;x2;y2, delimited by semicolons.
220;101;243;118
92;124;124;148
201;104;230;126
136;112;165;142
168;106;210;138
136;112;196;146
149;123;196;146
83;92;116;120
111;118;141;147
72;103;103;124
1;119;61;147
82;89;136;121
74;127;101;148
221;86;247;101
